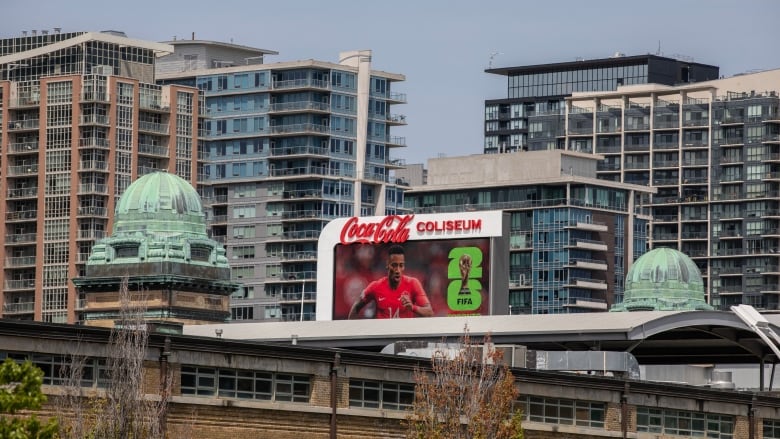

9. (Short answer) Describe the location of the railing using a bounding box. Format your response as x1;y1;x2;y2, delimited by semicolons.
274;270;317;281
653;160;679;168
280;312;316;322
7;164;39;176
138;121;169;134
3;302;34;313
7;119;40;130
682;158;709;166
272;79;329;90
78;183;108;194
388;136;406;146
6;256;36;267
388;92;407;103
268;123;329;135
283;189;323;199
7;187;38;198
79;160;108;171
5;232;37;243
270;101;330;112
274;230;321;240
6;210;37;221
5;280;35;290
270;146;328;156
78;230;106;240
9;141;38;153
77;206;108;216
281;209;323;220
569;257;608;266
280;251;318;261
138;143;169;156
79;137;110;149
79;114;109;125
278;292;317;302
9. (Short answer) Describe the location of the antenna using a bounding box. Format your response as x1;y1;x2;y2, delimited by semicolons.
656;40;661;56
488;51;503;69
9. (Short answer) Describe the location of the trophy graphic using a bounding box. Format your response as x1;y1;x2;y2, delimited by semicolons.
458;254;472;295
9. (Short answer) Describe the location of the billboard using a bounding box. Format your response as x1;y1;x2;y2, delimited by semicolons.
316;211;508;320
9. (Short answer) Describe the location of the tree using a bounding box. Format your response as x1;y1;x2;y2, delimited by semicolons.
57;277;172;439
406;327;524;439
0;358;58;439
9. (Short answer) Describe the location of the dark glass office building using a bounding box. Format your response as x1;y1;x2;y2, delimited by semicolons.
484;55;719;154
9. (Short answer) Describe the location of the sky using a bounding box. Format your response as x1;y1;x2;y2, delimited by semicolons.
3;0;780;166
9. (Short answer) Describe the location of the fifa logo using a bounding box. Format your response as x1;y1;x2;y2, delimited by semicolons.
447;247;482;311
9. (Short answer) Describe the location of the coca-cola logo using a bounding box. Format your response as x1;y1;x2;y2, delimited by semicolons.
339;215;414;245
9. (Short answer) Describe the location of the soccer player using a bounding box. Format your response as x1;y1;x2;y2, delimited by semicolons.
348;245;433;319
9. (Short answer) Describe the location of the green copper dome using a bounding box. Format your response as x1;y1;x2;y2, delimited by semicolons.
87;172;228;269
113;171;207;237
611;248;713;312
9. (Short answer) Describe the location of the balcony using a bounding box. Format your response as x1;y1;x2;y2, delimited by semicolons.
566;277;608;290
266;230;321;242
79;137;110;149
77;206;108;217
78;230;106;240
282;189;323;200
8;141;39;154
281;209;324;220
387;136;407;147
387;92;407;104
566;221;608;232
567;238;608;252
386;113;407;126
7;119;40;131
3;302;35;314
268;123;328;136
267;270;317;282
7;187;38;199
6;256;36;268
5;233;36;244
6;210;37;221
5;280;36;291
138;121;169;135
278;292;317;303
138;143;169;157
79;160;109;171
269;101;330;113
269;166;334;178
280;251;317;261
7;164;39;177
566;258;609;271
79;114;110;126
272;78;329;91
562;298;608;310
270;146;329;157
78;183;108;194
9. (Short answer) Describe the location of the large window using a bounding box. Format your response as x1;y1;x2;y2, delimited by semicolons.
349;379;414;411
636;407;733;438
516;395;605;428
766;419;780;439
180;366;310;403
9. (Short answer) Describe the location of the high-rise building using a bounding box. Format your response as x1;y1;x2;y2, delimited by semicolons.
0;30;200;323
561;69;780;310
403;149;653;314
157;43;409;322
484;54;719;154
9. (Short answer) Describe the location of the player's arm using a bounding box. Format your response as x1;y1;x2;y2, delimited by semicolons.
348;289;371;319
409;277;434;317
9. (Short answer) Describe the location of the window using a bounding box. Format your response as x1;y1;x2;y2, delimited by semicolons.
636;407;733;438
516;396;605;428
232;245;255;259
765;418;780;439
181;366;310;403
231;265;254;279
231;306;254;320
349;379;414;410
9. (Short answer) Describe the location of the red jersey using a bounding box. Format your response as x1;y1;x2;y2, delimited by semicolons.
360;275;430;319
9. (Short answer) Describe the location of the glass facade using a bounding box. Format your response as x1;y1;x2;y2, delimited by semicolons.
508;64;648;99
405;183;643;314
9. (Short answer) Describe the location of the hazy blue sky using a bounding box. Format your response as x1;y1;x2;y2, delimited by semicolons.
3;0;779;165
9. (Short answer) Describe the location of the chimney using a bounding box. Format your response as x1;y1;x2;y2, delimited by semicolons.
42;30;49;36
54;27;61;34
31;30;37;36
22;31;27;37
192;32;195;40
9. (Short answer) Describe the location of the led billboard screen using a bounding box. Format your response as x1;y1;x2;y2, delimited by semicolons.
332;238;492;320
316;212;508;320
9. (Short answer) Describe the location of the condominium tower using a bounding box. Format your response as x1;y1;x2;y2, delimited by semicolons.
157;42;408;322
0;30;200;323
488;54;780;311
404;150;653;314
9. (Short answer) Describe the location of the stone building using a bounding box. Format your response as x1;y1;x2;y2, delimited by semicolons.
73;171;238;328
